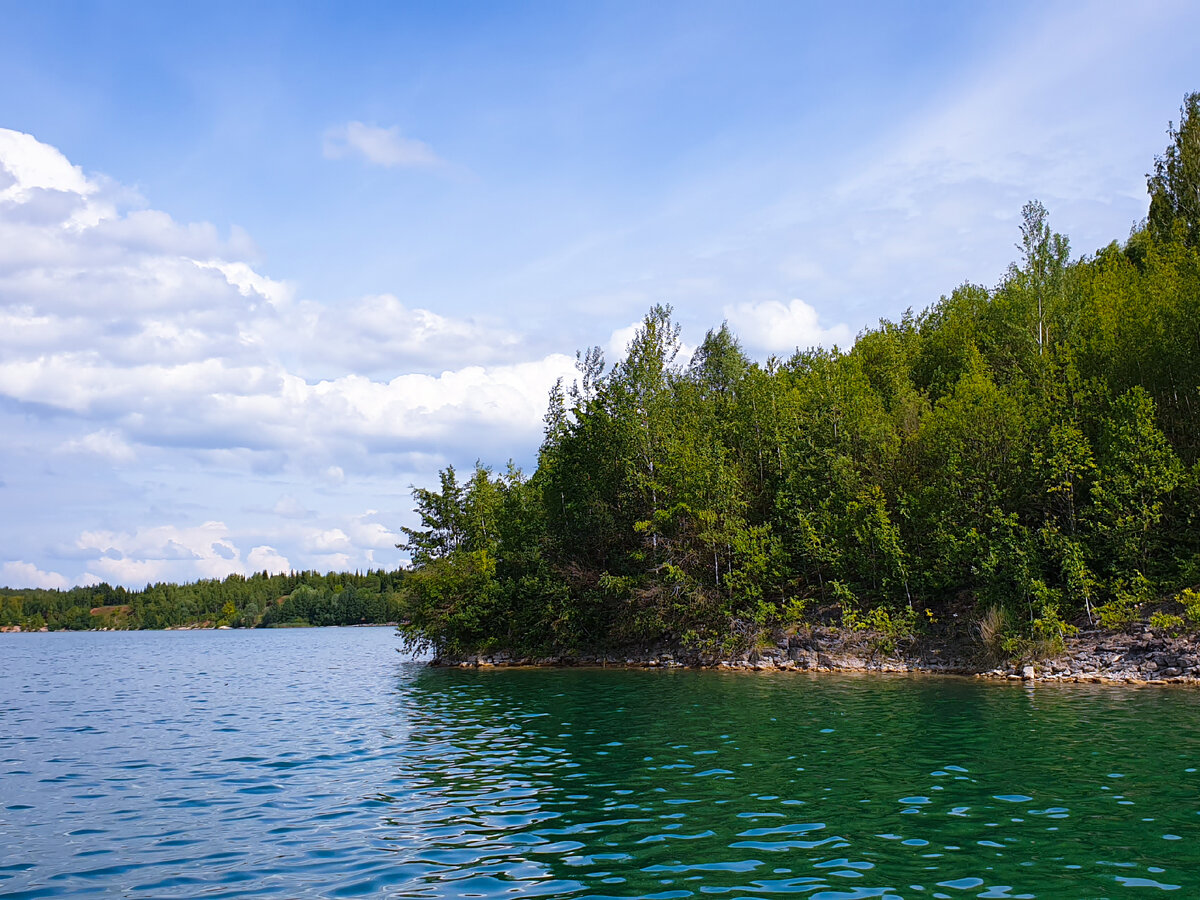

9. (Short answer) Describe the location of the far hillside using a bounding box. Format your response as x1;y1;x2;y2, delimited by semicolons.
0;569;406;632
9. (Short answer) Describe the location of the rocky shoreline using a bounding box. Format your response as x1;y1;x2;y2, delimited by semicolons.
433;624;1200;686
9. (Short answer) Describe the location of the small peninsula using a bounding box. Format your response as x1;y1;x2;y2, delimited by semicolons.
398;94;1200;677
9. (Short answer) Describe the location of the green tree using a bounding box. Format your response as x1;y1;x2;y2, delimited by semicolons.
1148;92;1200;246
1088;387;1182;578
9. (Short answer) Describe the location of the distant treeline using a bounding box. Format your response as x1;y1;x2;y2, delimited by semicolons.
399;93;1200;661
0;570;407;632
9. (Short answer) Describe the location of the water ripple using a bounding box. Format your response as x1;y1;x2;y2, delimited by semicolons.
4;632;1200;896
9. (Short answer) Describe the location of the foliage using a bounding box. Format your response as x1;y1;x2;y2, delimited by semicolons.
840;602;918;655
1149;611;1186;637
1181;588;1200;626
1096;574;1156;630
1148;91;1200;247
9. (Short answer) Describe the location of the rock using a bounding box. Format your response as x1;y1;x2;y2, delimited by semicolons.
1022;665;1036;680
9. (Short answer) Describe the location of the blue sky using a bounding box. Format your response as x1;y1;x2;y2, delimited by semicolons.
1;0;1198;589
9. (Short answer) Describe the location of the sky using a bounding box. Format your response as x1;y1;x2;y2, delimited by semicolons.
1;0;1198;590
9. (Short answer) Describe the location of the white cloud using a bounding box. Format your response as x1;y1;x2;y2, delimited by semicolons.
347;512;402;550
1;561;70;590
0;129;111;229
246;545;290;575
60;428;136;462
192;259;293;308
70;522;283;585
607;322;639;360
724;298;853;356
0;128;575;475
305;528;351;553
19;502;407;589
292;293;525;374
322;121;443;168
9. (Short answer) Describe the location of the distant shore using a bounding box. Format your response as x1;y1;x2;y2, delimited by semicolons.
0;622;400;634
431;624;1200;686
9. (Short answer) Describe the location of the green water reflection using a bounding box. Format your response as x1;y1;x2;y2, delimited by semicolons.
384;669;1200;898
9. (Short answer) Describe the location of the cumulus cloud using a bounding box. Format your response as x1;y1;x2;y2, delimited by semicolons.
346;511;403;550
292;293;525;375
0;129;591;587
322;121;443;168
66;523;291;586
1;560;70;590
192;259;293;308
724;299;854;356
0;128;573;472
246;545;290;574
607;322;639;360
304;528;351;553
0;129;110;228
76;522;246;583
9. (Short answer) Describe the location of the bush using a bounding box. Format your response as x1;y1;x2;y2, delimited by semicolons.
1149;611;1185;636
1096;573;1155;629
1180;588;1200;625
841;602;918;655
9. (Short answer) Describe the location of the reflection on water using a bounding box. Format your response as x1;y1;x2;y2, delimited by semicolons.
2;629;1199;898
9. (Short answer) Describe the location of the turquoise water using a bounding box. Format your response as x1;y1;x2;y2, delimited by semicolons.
2;629;1199;898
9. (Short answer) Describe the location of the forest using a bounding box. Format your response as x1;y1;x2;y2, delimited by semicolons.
398;93;1200;662
0;569;406;632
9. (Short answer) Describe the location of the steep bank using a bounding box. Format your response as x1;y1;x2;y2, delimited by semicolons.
431;624;1200;686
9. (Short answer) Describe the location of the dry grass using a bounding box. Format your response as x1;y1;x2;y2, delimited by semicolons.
978;605;1007;662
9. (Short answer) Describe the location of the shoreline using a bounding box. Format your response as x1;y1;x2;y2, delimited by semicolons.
0;621;400;634
431;624;1200;686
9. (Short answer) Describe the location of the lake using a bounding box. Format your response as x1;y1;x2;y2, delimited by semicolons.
2;628;1198;898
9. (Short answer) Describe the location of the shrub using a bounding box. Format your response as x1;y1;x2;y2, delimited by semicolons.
1096;574;1155;629
1149;612;1185;636
841;602;918;655
1180;588;1200;626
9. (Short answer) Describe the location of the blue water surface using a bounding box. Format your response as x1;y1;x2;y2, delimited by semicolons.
2;628;1199;898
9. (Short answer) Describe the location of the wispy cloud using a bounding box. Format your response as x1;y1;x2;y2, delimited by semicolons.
60;429;136;462
322;121;444;168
